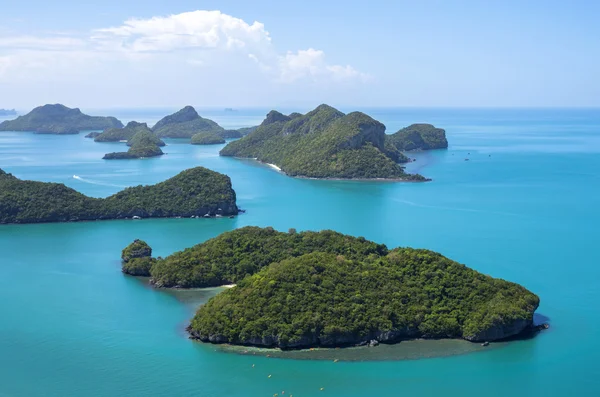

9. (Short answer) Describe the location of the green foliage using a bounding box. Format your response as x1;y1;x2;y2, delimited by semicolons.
191;132;226;145
0;167;238;224
153;106;224;138
103;127;165;159
179;230;538;347
123;257;156;277
94;121;149;142
149;226;387;288
386;124;448;151
220;104;426;180
0;104;123;134
121;239;152;262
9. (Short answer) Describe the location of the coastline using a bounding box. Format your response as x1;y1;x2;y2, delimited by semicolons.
231;156;431;182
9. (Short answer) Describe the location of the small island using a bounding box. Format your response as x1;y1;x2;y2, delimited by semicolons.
220;104;431;180
0;104;122;134
103;127;166;160
0;167;238;224
191;132;226;145
386;124;448;151
94;121;150;142
122;226;541;349
153;106;225;138
0;109;17;116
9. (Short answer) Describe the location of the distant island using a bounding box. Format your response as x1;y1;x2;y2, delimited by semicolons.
0;167;238;223
0;109;17;116
0;104;123;134
122;226;541;349
103;127;165;160
220;104;438;180
152;106;254;140
224;108;237;112
191;132;226;145
386;124;448;151
153;106;225;138
93;121;149;142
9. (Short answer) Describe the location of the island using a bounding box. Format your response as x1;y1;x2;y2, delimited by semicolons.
219;104;427;180
153;106;225;138
0;109;17;116
103;128;165;159
0;104;123;134
94;121;149;142
386;123;448;151
122;226;541;348
85;132;101;139
191;132;226;145
0;167;238;224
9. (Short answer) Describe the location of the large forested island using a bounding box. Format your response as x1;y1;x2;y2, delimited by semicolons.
0;167;238;223
103;127;165;160
122;226;540;348
220;104;437;180
0;104;122;134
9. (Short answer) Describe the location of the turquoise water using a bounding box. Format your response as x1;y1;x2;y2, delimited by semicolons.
1;108;599;396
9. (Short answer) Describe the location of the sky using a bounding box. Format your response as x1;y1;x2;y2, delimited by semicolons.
1;0;599;109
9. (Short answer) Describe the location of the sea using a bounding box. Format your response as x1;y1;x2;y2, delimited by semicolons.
0;107;599;396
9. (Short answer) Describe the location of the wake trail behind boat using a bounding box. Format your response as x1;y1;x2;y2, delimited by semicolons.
72;175;127;188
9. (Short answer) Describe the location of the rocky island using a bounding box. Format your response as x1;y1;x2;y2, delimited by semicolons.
103;127;165;160
386;123;448;151
0;104;122;134
220;104;428;180
122;226;541;349
191;132;226;145
0;167;238;223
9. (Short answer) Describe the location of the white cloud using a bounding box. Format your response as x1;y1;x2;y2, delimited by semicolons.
278;48;369;83
0;10;370;106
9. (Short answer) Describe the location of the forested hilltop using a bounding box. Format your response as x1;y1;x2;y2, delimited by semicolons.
121;227;541;348
0;104;122;134
0;167;238;224
220;105;432;180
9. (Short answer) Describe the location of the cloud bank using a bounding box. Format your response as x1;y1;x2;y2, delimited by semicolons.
0;10;369;107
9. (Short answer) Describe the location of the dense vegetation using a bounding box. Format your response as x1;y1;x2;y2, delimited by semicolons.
0;167;238;224
122;240;155;276
191;132;226;145
85;132;101;138
94;121;149;142
153;106;224;138
386;124;448;151
0;104;122;134
220;105;426;180
103;128;165;160
124;227;539;347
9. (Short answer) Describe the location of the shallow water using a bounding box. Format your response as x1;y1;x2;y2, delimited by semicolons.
1;108;599;396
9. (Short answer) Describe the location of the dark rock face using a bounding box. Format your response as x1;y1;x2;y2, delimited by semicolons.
463;318;533;342
263;110;291;125
338;112;386;151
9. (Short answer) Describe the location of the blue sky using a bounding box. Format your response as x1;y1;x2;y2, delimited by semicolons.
1;0;598;108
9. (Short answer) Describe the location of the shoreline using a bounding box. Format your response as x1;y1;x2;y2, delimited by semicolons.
231;156;431;182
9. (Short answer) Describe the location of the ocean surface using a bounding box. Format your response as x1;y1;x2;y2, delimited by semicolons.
0;107;599;396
